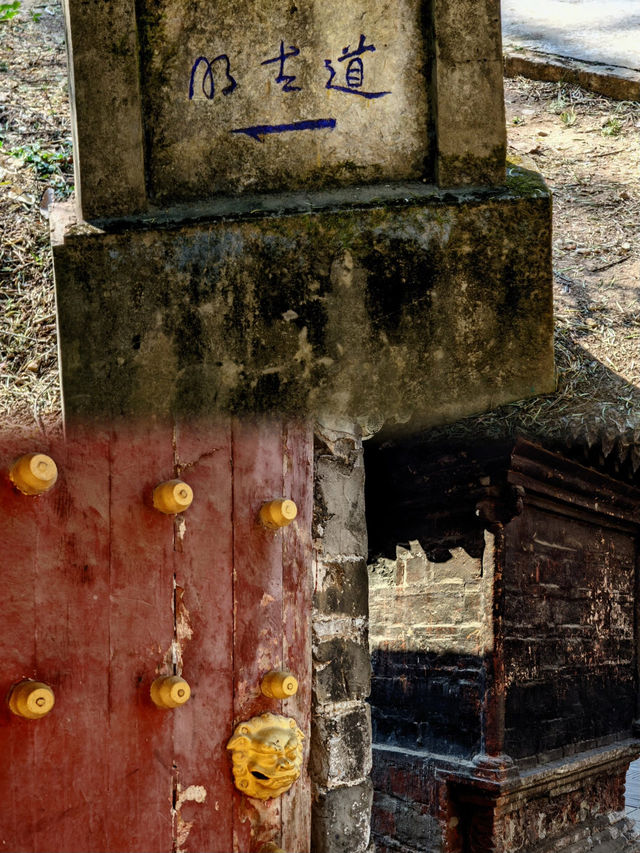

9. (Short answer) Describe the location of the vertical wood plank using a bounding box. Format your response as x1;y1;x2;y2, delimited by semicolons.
232;418;284;853
106;421;175;852
0;436;47;853
172;419;235;853
0;419;313;852
30;427;111;851
281;421;313;853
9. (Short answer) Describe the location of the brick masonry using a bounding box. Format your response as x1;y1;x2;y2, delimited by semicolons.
369;539;494;757
503;505;637;763
312;418;373;853
371;741;640;853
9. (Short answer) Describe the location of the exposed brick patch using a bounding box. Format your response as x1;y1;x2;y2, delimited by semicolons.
366;439;640;852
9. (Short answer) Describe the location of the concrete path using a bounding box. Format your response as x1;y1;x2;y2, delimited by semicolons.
627;759;640;831
502;0;640;99
502;0;640;71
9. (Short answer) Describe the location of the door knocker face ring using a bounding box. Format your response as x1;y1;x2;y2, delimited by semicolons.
227;712;304;800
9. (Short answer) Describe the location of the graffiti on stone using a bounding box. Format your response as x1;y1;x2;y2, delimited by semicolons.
188;33;392;142
140;0;429;200
188;54;238;100
325;34;391;99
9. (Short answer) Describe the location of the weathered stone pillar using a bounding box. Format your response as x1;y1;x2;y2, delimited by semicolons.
52;1;556;850
429;0;506;186
53;0;554;427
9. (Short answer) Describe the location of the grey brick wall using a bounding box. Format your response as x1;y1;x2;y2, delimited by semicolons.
312;418;373;853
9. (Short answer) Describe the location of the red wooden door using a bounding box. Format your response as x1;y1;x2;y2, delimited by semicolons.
1;419;312;853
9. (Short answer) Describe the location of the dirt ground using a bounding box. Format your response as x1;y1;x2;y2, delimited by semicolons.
0;3;639;448
508;79;640;387
501;77;640;451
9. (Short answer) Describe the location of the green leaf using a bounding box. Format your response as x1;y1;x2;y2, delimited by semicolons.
0;1;21;21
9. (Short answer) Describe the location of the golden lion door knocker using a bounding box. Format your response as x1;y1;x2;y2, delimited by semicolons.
227;712;304;800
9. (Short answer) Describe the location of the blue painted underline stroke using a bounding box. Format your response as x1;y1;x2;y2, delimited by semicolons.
231;118;337;142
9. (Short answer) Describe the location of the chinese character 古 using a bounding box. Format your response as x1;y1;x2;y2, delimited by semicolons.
261;41;302;93
325;34;391;99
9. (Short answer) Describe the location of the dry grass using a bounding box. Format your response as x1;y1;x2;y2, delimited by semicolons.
0;10;639;460
426;78;640;467
0;0;69;431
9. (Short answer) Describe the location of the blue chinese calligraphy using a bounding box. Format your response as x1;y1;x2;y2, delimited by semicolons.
189;54;238;100
187;31;393;142
325;34;391;99
261;41;302;93
232;118;337;143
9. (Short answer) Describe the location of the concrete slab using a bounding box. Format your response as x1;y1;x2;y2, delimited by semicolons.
627;759;640;830
502;0;640;100
502;0;639;71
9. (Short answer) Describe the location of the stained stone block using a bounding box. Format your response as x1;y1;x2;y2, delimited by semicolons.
52;171;554;423
62;0;510;219
63;0;147;219
312;780;374;853
138;0;431;203
311;703;372;786
313;636;371;704
434;59;506;187
433;0;502;62
315;453;367;559
313;558;370;618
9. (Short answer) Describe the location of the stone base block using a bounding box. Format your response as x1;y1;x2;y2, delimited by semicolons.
312;780;374;853
52;169;553;424
372;740;640;853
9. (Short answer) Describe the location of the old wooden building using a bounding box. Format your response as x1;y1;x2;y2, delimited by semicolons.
367;435;640;852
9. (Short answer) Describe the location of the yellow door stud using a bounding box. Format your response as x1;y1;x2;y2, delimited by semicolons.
150;675;191;709
153;479;193;514
261;670;299;700
9;680;55;719
259;499;297;529
9;453;58;495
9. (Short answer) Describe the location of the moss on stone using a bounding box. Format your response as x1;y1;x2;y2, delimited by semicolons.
505;161;549;198
437;145;506;188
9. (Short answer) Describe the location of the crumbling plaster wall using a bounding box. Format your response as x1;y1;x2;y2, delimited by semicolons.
369;540;494;658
